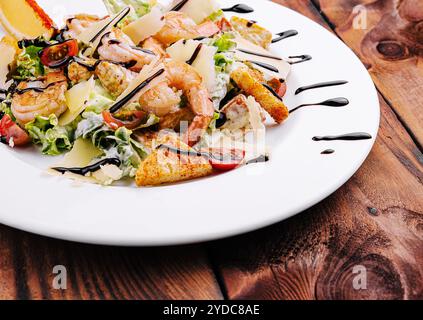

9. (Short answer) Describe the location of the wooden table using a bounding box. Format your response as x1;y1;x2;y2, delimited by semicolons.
0;0;422;300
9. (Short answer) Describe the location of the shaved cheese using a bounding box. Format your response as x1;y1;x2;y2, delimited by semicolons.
58;138;102;168
78;7;131;57
166;39;217;92
246;96;265;131
59;77;95;126
114;57;166;107
123;6;165;44
234;36;291;80
177;0;220;24
91;164;123;185
0;36;16;89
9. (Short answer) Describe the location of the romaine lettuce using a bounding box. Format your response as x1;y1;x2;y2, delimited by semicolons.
15;46;45;80
25;114;74;156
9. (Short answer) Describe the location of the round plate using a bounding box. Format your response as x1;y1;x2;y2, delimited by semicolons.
0;0;379;246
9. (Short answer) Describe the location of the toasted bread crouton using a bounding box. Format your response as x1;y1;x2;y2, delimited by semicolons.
136;135;213;186
231;68;289;124
230;16;272;49
159;108;195;131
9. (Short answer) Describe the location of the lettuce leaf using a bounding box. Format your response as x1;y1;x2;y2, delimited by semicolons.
213;33;236;53
15;46;45;80
25;114;74;156
103;0;155;24
75;112;149;177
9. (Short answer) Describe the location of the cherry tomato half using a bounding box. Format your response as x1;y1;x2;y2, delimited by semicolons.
208;148;246;171
0;114;30;146
39;39;79;68
102;111;147;130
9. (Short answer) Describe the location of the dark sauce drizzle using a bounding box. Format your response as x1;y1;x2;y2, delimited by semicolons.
170;0;190;11
52;158;121;176
222;4;255;13
186;43;203;65
70;57;102;71
248;61;279;73
109;69;165;113
246;155;270;165
247;20;257;28
289;55;312;65
272;30;298;43
237;49;283;61
290;97;349;113
321;149;335;155
262;83;283;101
89;7;131;43
15;81;67;95
295;80;348;95
313;132;372;141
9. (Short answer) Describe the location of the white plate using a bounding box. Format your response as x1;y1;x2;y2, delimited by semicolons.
0;0;379;246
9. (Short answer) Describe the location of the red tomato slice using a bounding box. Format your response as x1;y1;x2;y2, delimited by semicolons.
39;39;79;68
102;111;147;130
208;148;246;171
0;115;30;146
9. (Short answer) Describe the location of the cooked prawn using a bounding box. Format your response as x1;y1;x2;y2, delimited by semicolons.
63;14;104;39
11;72;68;125
154;12;220;46
139;60;215;146
95;61;137;98
142;37;168;58
97;29;157;72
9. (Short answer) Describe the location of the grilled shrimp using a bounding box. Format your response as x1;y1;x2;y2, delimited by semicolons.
154;12;220;46
11;72;68;125
142;37;168;58
63;14;103;39
139;60;215;146
95;61;137;98
97;29;157;72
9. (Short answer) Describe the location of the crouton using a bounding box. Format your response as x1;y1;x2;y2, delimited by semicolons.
136;135;213;186
231;67;289;124
230;17;272;49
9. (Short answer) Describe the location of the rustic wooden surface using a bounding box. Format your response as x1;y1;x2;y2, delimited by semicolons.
0;0;421;300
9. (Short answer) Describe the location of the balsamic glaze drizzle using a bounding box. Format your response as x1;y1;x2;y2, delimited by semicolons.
313;133;372;141
246;155;270;165
15;81;67;95
89;7;131;43
248;60;279;73
170;0;190;11
321;149;335;155
222;4;255;13
289;55;312;64
186;43;203;65
272;30;299;43
109;69;165;113
70;57;101;71
262;83;283;101
290;97;349;113
237;49;283;61
52;158;121;176
295;80;348;95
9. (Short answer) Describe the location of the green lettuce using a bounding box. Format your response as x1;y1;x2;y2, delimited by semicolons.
213;33;236;53
103;0;154;24
84;81;115;114
75;112;149;177
207;10;224;22
25;114;74;156
15;46;45;80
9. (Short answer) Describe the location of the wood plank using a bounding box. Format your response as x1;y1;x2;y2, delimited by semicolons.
209;0;423;300
313;0;423;148
0;226;223;300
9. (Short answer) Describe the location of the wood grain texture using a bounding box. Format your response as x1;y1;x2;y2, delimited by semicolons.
0;225;223;300
314;0;423;148
209;0;423;300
